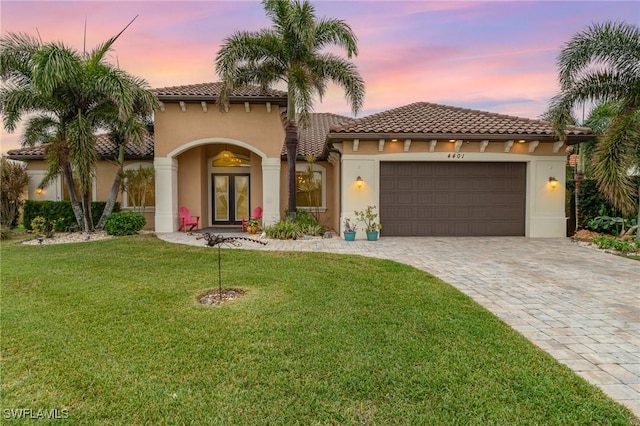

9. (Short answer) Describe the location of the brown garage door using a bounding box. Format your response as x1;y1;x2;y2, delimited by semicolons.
380;162;526;236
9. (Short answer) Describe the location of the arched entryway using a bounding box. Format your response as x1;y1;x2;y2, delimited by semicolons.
155;137;281;233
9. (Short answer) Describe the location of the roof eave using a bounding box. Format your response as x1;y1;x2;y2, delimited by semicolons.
5;154;46;161
565;134;597;145
327;132;595;144
326;132;563;142
97;154;154;161
156;94;287;106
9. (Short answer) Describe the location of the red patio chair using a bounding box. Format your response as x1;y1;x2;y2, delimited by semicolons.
178;207;199;232
241;206;263;231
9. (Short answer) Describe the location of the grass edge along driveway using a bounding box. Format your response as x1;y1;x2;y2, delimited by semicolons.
1;235;637;425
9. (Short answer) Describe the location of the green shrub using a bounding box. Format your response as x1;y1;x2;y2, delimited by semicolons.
104;211;146;236
575;178;638;229
298;222;325;235
265;210;327;240
591;235;639;253
23;200;120;231
587;213;629;235
30;216;56;238
264;220;303;240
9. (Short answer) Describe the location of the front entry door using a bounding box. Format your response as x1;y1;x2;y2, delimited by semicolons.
212;174;250;225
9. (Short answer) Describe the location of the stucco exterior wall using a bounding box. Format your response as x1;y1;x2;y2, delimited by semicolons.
154;102;285;158
154;101;285;232
335;139;568;238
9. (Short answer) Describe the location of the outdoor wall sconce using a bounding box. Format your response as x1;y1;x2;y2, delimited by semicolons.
548;177;558;189
356;176;364;188
36;187;44;195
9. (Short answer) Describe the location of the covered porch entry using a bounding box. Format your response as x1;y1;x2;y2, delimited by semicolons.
154;138;281;232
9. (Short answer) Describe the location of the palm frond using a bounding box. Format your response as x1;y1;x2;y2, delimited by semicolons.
584;101;620;135
32;42;82;96
592;108;640;214
288;64;314;127
0;84;44;131
315;18;359;58
0;32;41;82
557;21;640;90
86;15;138;67
67;112;97;193
311;53;365;115
22;114;59;146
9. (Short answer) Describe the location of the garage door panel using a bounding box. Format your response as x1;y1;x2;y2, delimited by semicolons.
380;162;525;236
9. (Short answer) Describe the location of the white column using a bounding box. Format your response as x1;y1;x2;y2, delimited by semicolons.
340;157;378;239
261;157;281;226
527;157;567;237
154;156;178;232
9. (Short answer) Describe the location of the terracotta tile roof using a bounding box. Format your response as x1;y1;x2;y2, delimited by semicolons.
155;82;287;102
329;102;593;140
6;133;154;160
281;113;352;159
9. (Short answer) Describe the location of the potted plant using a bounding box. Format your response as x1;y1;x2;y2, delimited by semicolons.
246;217;260;234
354;205;382;241
343;218;357;241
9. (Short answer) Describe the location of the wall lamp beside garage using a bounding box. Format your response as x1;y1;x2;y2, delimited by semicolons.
36;187;44;195
548;177;559;189
356;176;364;188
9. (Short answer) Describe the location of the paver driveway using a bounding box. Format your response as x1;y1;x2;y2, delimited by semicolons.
160;233;640;418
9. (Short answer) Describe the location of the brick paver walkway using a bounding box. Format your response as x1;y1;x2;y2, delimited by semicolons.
159;232;640;418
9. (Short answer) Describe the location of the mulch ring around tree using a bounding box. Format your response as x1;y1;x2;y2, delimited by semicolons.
198;288;245;306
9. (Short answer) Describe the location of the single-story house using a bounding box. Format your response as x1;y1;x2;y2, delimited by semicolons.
7;82;594;238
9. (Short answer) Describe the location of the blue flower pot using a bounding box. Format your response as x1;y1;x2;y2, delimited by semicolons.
344;231;356;241
366;231;379;241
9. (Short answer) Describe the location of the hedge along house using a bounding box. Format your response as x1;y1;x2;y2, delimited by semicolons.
8;82;594;238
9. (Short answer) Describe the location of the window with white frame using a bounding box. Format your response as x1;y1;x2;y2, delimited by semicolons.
122;162;155;210
295;163;326;210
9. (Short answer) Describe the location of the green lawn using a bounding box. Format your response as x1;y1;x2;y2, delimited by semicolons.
1;235;636;425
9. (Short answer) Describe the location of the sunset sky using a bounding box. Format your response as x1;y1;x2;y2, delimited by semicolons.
1;0;638;153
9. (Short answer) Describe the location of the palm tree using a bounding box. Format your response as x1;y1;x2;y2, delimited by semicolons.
0;20;157;231
95;108;155;230
0;157;30;228
215;0;365;215
548;21;640;239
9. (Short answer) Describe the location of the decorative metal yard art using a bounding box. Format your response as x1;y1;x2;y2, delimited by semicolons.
197;232;268;297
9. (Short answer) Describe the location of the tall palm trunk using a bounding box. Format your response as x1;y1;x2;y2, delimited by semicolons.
96;144;125;229
62;162;85;231
82;191;93;232
285;120;298;218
